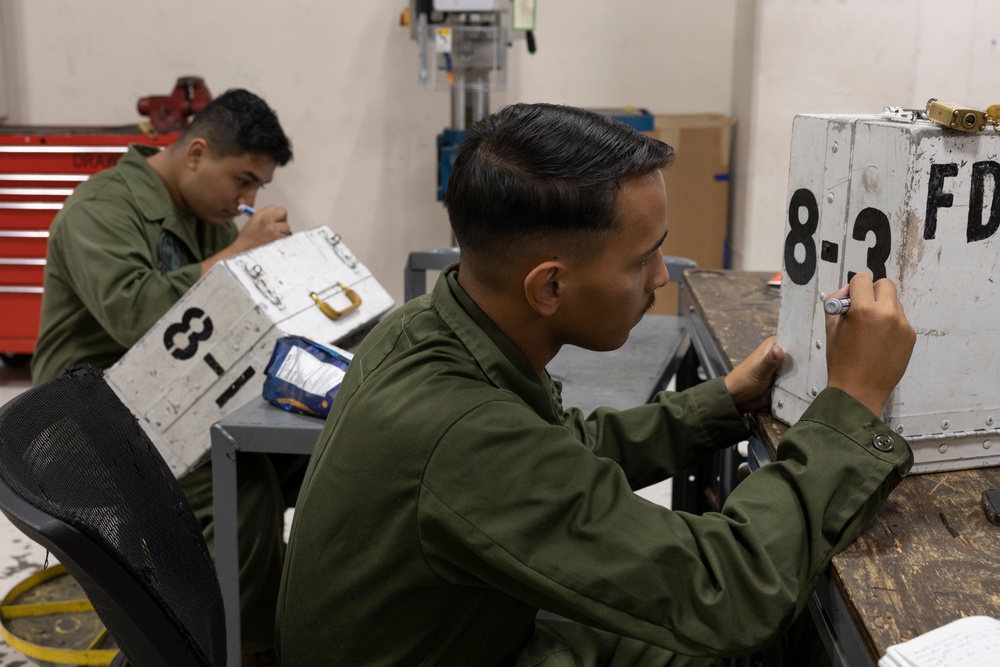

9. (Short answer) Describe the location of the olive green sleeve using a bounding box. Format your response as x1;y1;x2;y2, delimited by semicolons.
559;377;750;488
51;200;203;348
419;386;911;657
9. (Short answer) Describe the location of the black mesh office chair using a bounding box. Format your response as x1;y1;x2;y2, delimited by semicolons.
0;367;226;667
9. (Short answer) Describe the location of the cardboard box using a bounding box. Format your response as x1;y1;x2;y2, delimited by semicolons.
773;113;1000;473
106;226;394;477
647;114;734;315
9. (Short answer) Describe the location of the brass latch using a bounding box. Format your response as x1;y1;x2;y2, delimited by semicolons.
310;283;362;320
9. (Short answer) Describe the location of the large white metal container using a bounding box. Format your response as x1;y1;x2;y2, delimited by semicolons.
773;113;1000;473
106;225;394;477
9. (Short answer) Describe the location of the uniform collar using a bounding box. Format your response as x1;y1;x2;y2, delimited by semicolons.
435;264;565;421
119;144;205;257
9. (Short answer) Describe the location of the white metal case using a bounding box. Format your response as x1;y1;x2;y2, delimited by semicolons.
773;114;1000;473
105;225;394;477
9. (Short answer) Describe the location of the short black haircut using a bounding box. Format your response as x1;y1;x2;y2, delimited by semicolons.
445;103;673;263
181;88;293;166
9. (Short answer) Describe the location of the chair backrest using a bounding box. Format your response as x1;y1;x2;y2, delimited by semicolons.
0;367;226;667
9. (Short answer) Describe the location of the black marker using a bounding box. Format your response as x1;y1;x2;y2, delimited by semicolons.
824;296;851;315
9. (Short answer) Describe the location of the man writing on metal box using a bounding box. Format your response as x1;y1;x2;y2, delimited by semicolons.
277;103;916;665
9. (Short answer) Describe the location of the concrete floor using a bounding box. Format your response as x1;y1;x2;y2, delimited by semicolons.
0;363;46;667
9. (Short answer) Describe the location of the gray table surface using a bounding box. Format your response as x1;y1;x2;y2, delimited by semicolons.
211;313;689;665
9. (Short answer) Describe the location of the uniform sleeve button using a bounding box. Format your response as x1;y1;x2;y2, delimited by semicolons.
873;434;894;452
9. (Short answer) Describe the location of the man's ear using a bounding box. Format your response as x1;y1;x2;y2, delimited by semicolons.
524;260;563;316
184;138;209;171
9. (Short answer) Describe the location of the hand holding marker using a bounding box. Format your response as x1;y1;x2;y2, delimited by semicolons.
237;202;292;240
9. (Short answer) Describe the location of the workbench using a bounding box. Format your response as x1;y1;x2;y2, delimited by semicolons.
680;268;1000;666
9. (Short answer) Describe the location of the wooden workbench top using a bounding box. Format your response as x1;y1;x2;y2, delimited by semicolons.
683;268;1000;659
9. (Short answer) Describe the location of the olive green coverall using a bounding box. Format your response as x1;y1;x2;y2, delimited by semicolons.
276;266;912;665
32;145;298;653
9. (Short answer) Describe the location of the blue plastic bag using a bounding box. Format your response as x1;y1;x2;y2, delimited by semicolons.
262;336;352;418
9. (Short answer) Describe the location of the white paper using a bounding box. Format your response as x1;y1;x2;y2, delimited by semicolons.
878;616;1000;667
275;346;346;397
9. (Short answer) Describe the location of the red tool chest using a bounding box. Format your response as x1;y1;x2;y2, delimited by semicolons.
0;128;178;364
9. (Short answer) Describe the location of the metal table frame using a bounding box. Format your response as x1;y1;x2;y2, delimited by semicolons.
210;401;324;666
670;277;747;513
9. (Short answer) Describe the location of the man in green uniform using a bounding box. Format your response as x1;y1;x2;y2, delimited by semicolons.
32;89;295;666
276;103;915;665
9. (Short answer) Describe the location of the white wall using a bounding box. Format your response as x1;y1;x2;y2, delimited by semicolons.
1;0;738;303
733;0;1000;272
13;1;993;289
512;1;736;112
730;0;759;272
0;3;13;121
